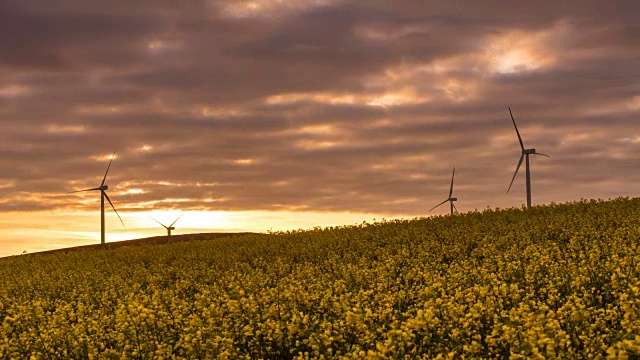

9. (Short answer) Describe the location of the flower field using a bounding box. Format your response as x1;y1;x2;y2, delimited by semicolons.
1;198;640;359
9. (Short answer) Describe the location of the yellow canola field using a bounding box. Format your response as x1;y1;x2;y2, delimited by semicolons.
1;198;640;359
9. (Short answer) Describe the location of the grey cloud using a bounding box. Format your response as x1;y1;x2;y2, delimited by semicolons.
0;2;168;71
0;0;639;216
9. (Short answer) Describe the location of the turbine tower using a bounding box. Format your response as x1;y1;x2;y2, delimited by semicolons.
149;214;182;240
506;107;550;207
69;150;124;244
430;166;458;215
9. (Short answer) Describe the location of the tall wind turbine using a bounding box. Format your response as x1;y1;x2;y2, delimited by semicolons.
149;214;182;240
506;107;550;207
430;166;458;215
69;151;124;244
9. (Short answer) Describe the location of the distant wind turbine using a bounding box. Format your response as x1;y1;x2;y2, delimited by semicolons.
68;150;124;244
430;166;458;215
149;214;182;240
506;107;550;207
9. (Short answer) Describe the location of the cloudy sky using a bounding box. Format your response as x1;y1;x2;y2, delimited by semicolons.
1;0;639;256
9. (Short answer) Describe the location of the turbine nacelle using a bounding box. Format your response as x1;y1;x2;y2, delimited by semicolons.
449;197;458;202
523;148;536;154
101;185;109;191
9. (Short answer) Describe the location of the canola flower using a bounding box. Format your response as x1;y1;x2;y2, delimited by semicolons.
0;197;639;358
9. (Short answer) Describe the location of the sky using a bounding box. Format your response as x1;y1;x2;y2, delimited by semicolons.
0;0;639;257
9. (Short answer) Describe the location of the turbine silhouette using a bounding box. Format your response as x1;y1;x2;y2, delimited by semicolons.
506;107;550;207
430;166;458;215
149;214;182;240
68;151;124;244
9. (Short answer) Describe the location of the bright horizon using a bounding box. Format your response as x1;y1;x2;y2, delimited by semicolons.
0;209;408;257
1;1;639;257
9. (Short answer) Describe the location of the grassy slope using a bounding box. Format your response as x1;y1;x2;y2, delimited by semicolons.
0;198;639;358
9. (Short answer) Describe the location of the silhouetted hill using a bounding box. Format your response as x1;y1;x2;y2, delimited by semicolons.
16;232;262;257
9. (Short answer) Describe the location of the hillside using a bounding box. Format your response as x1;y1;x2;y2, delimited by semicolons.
23;232;260;258
1;198;639;358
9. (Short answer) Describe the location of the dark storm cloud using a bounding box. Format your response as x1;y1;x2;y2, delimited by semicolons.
0;0;639;215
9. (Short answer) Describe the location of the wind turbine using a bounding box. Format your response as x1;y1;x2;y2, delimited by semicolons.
430;166;457;215
506;107;550;207
69;150;124;244
148;214;182;240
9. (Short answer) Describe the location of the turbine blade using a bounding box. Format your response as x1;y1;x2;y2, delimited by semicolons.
429;199;449;212
452;203;459;213
67;187;100;193
148;216;168;229
449;166;455;198
507;154;525;193
103;191;124;227
533;152;551;158
169;214;183;227
509;107;525;151
101;150;117;187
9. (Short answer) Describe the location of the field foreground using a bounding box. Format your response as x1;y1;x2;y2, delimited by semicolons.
1;198;640;359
